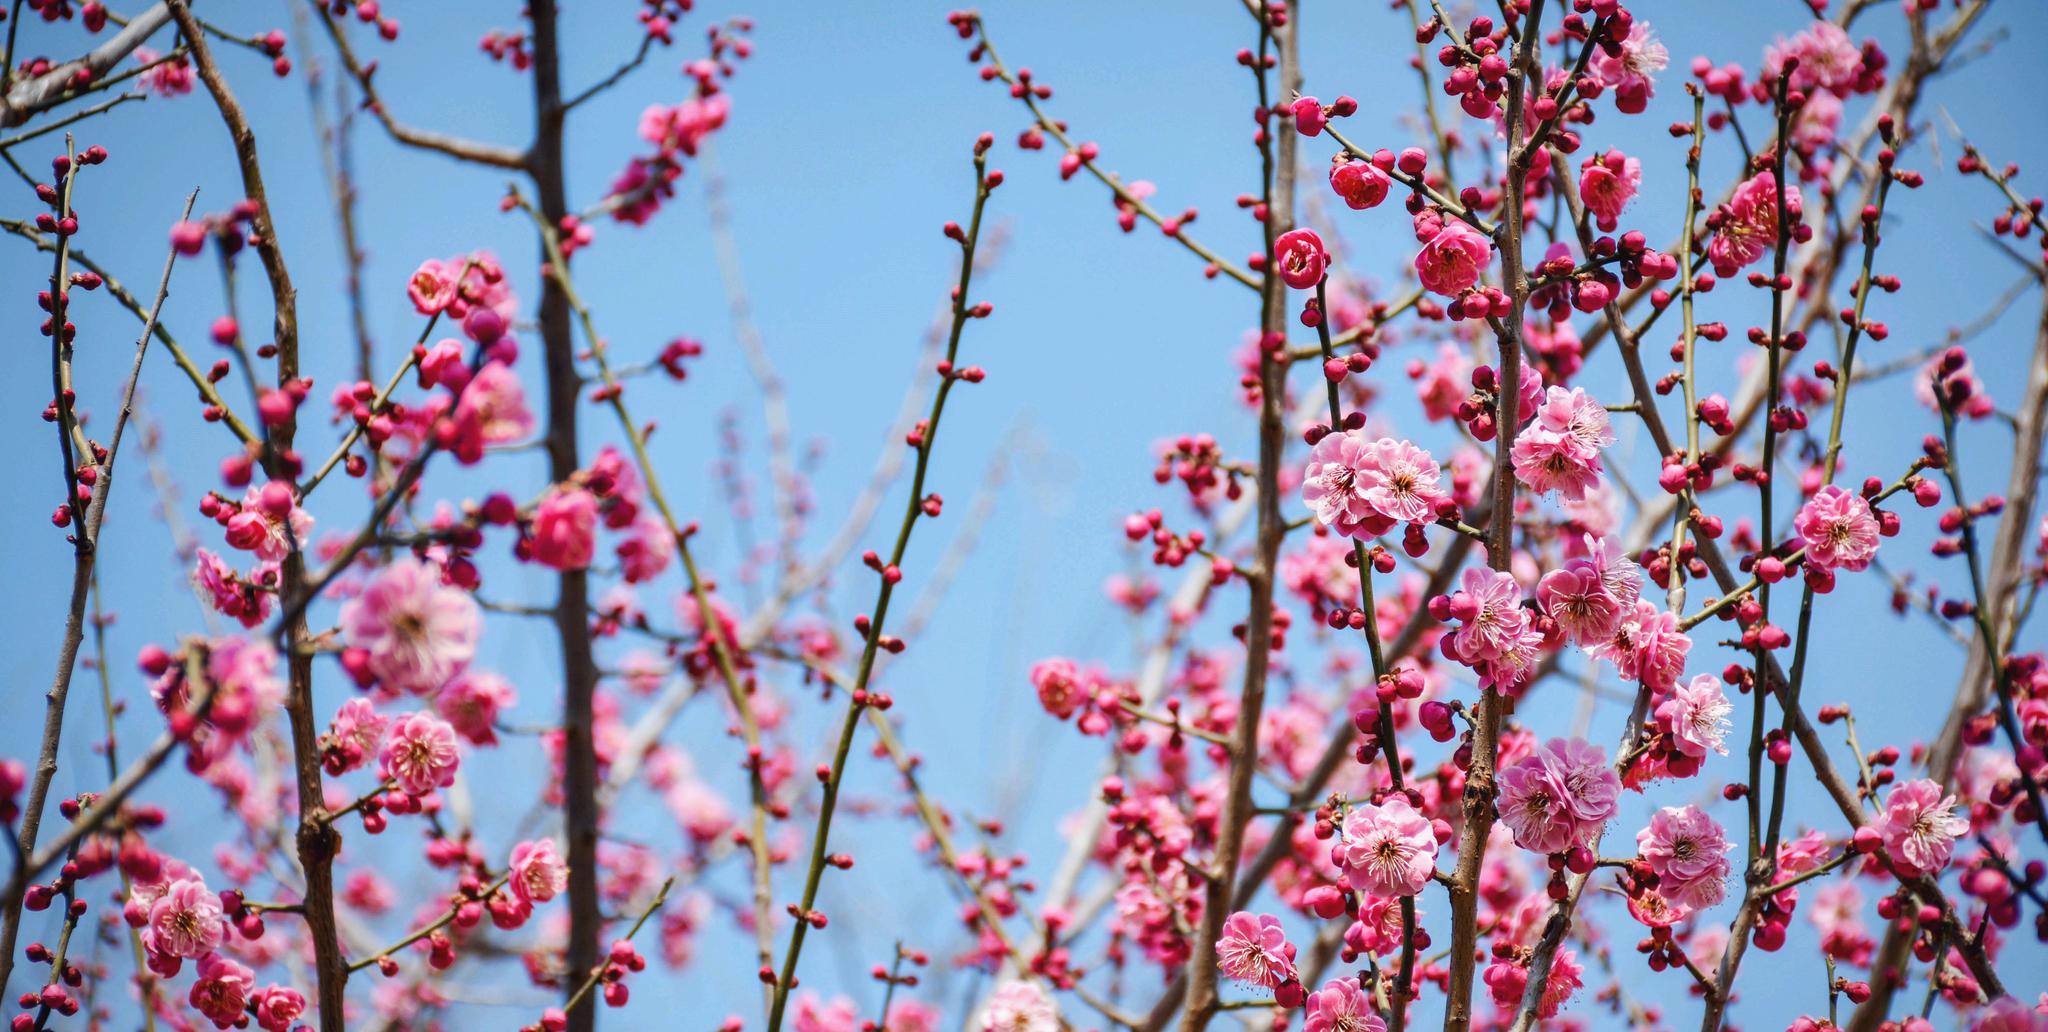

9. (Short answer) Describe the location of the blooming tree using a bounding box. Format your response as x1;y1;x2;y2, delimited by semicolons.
1;2;2045;1032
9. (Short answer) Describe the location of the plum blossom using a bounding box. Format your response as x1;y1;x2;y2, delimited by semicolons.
408;258;458;314
1795;485;1880;573
1275;228;1328;289
1764;22;1864;97
1878;778;1969;877
1590;20;1666;113
1483;948;1583;1021
1579;151;1641;232
448;361;534;464
146;877;225;960
1414;214;1491;296
1333;796;1437;897
982;981;1058;1032
1636;805;1732;909
1537;536;1640;645
510;839;570;905
1498;738;1620;854
1215;911;1298;989
340;558;481;695
1970;997;2048;1032
1442;567;1544;692
1303;977;1386;1032
1708;172;1801;277
1589;599;1691;689
1330;159;1390;211
380;712;462;796
225;482;313;563
191;547;272;628
531;486;600;571
436;670;517;746
1657;674;1733;759
1511;386;1614;501
188;954;256;1030
251;986;308;1032
1302;431;1449;540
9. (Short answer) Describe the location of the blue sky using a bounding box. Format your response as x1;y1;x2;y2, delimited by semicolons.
2;0;2044;1028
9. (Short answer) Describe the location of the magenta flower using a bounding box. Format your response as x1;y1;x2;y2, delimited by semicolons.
1708;172;1801;277
380;711;462;796
1483;947;1583;1020
1275;228;1328;289
1878;778;1969;877
251;986;307;1032
448;361;534;465
1795;485;1880;573
408;258;457;314
1657;674;1733;760
1414;216;1491;296
1590;20;1666;113
1510;386;1613;502
340;557;481;695
1764;21;1864;97
1444;567;1543;692
188;953;255;1030
1636;805;1732;910
145;877;225;960
1329;159;1390;211
1333;795;1437;897
1215;910;1299;989
509;838;571;905
982;981;1058;1032
1589;599;1691;690
1303;977;1386;1032
435;670;518;746
531;486;600;571
1579;151;1641;232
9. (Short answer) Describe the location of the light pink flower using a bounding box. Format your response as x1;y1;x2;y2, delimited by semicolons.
1216;910;1298;988
531;487;600;571
1275;228;1328;289
1579;151;1641;232
1658;674;1733;759
340;557;481;695
1795;485;1880;573
1333;796;1437;897
1878;778;1968;877
448;362;533;464
1512;387;1612;501
617;515;676;584
1415;217;1491;296
191;548;272;628
982;981;1058;1032
1444;567;1544;692
435;670;517;746
146;877;225;959
380;711;461;796
408;258;457;314
1969;996;2048;1032
1589;599;1691;689
509;839;570;905
1302;432;1448;540
792;993;861;1032
1708;172;1801;277
1764;22;1864;97
1636;805;1732;909
134;47;195;97
1483;948;1583;1020
1499;737;1619;855
1303;977;1386;1032
1590;21;1666;113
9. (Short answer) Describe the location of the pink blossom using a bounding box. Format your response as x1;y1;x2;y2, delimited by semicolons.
982;981;1058;1032
1579;151;1641;232
1333;795;1437;897
226;482;314;562
1414;216;1491;296
201;634;285;745
792;993;861;1032
1443;567;1543;693
448;361;534;464
1878;778;1968;877
1302;431;1448;539
1216;910;1298;988
531;487;600;571
1590;21;1666;113
191;548;272;628
146;877;225;959
435;670;518;746
408;258;458;314
1795;485;1880;573
1303;977;1386;1032
1499;737;1619;854
617;515;676;583
1483;948;1583;1020
1511;386;1613;501
1708;172;1801;277
1329;160;1390;211
380;711;462;796
134;47;195;97
188;953;255;1029
251;986;308;1032
1589;599;1691;689
1537;536;1639;646
1658;674;1733;759
1636;805;1732;909
340;557;481;695
1412;343;1474;422
510;839;570;905
1765;22;1864;97
1969;997;2048;1032
1275;228;1328;289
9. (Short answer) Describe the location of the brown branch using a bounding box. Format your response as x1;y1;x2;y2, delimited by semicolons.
305;0;529;170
